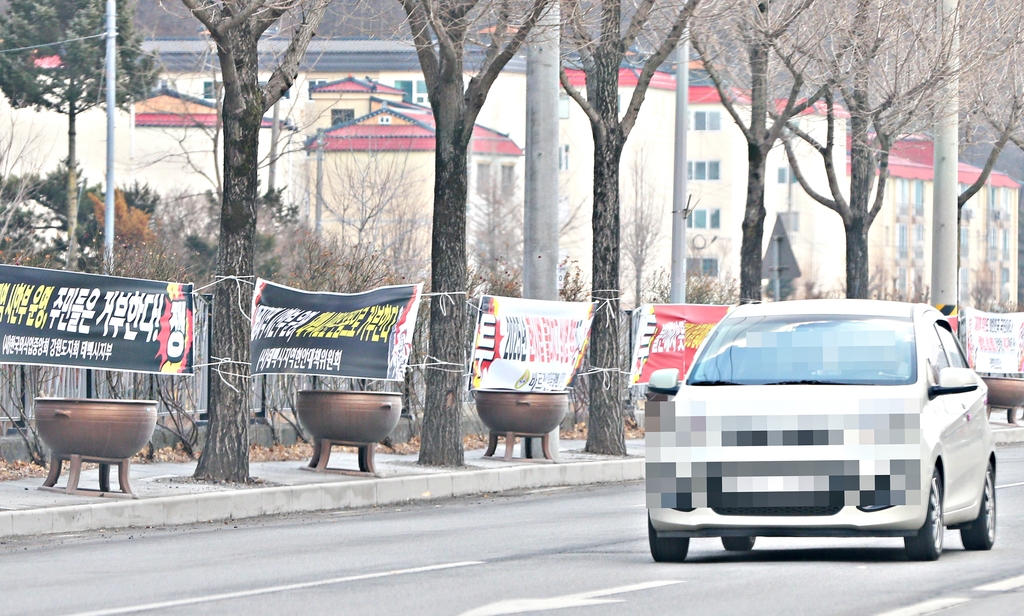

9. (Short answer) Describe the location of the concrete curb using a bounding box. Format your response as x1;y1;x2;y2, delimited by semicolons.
0;458;645;539
994;426;1024;445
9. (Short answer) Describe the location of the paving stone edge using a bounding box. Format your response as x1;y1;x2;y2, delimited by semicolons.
0;458;645;539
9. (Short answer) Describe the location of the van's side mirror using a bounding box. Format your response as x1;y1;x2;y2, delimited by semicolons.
928;366;979;399
648;368;680;396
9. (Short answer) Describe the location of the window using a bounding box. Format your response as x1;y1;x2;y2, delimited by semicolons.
1003;267;1011;302
558;144;570;171
936;324;969;369
377;115;391;124
394;80;413;103
331;109;355;125
778;167;797;184
307;80;328;99
914;180;925;216
896;179;910;215
960;227;970;257
897;266;907;294
203;80;217;99
960;267;970;297
477;163;491;194
686;258;719;277
688;209;708;229
686;315;917;386
897;223;908;259
688;160;720;181
693;110;721;131
914;223;925;259
501;165;516;192
415;80;428;104
559;94;571;119
710;209;721;229
1002;228;1010;260
988;228;998;262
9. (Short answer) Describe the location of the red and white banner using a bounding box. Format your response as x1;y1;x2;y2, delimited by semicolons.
629;304;730;385
963;307;1024;374
471;295;595;391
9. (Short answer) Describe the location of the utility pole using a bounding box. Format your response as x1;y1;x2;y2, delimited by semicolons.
670;36;690;303
931;0;959;309
103;0;116;272
523;3;560;458
315;129;324;236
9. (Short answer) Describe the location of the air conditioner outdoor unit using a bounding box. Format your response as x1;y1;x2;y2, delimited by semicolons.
994;210;1006;222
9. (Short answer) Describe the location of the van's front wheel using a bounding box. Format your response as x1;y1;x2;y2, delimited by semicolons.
905;469;944;561
648;516;689;562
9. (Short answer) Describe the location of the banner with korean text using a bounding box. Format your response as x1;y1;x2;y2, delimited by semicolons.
0;264;194;373
471;295;595;391
629;304;730;385
250;279;422;379
963;307;1024;374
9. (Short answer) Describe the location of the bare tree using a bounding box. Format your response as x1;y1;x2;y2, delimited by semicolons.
395;0;552;466
781;0;995;299
180;0;332;482
691;0;826;303
324;148;431;281
620;147;664;309
560;0;699;454
470;163;524;283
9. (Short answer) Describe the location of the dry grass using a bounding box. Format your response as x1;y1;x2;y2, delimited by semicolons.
0;459;47;481
560;419;645;441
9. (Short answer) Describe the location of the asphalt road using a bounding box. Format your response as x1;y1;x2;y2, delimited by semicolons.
3;446;1024;616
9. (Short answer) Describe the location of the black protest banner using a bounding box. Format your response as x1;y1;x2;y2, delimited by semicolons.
0;264;194;373
250;279;423;379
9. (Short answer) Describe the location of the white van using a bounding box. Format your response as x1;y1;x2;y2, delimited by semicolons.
646;300;996;562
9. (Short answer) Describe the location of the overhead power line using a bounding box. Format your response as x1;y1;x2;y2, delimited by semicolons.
0;33;105;55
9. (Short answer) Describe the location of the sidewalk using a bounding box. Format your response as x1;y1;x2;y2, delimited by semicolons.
0;439;645;539
4;421;1023;541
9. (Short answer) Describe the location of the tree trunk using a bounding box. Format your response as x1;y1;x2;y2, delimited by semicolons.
845;214;869;298
419;77;470;467
66;103;78;271
846;98;874;299
587;137;626;455
739;144;767;303
585;48;626;456
194;32;262;483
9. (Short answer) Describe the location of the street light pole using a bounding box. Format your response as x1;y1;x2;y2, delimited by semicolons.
103;0;116;272
670;37;690;303
523;3;560;459
315;129;324;237
931;0;959;309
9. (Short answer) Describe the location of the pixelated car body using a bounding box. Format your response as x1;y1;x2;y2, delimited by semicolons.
646;299;996;561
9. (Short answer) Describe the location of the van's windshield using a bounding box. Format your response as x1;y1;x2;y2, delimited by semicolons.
687;315;917;386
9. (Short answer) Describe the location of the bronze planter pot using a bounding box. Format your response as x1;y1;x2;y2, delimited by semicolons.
34;398;157;498
35;398;157;459
473;389;568;462
981;376;1024;425
296;390;402;475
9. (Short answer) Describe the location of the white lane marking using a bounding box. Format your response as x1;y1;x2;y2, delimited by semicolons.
873;597;971;616
61;561;483;616
458;580;682;616
995;481;1024;489
975;573;1024;592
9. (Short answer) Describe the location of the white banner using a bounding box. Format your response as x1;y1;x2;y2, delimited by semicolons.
470;295;596;391
963;307;1024;374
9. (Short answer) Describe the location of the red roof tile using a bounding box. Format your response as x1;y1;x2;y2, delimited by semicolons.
316;107;523;156
312;76;405;95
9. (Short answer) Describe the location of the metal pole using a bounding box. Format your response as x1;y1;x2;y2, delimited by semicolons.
670;37;690;303
773;232;781;301
931;0;959;307
523;3;561;459
315;129;324;236
103;0;116;271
